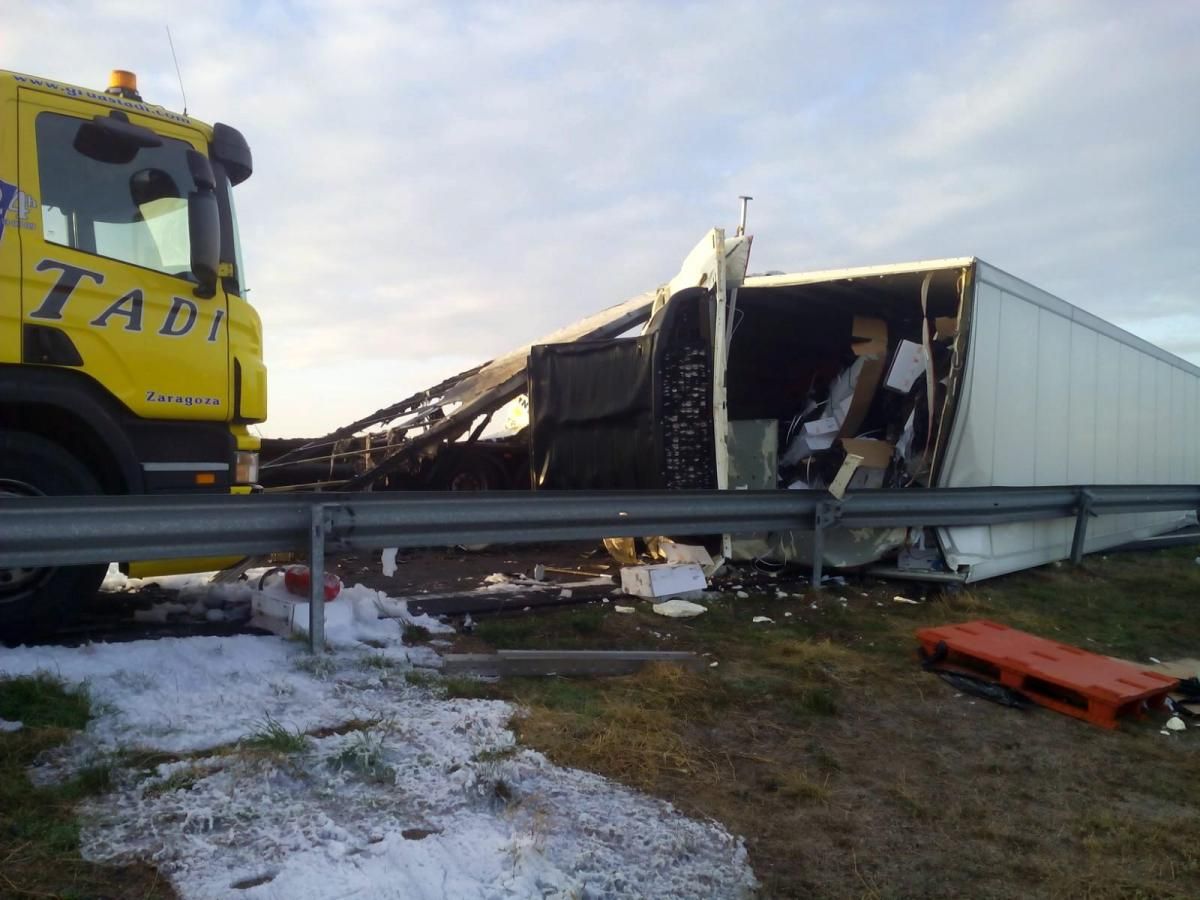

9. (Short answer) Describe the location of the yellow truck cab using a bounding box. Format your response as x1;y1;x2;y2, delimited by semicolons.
0;69;266;631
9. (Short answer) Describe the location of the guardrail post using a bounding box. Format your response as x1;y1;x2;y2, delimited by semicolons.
1070;489;1095;566
811;501;837;589
308;504;328;653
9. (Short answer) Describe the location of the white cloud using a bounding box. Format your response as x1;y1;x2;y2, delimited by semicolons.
3;1;1197;436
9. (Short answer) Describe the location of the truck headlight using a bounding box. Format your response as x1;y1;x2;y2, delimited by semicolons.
235;450;259;484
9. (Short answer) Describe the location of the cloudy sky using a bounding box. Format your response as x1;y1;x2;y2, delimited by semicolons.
4;1;1198;437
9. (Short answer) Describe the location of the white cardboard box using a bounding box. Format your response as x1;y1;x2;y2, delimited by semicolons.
620;563;707;599
885;339;927;393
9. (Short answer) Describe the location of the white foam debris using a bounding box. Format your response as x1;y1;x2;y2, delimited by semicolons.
381;547;399;577
0;635;755;899
651;598;708;619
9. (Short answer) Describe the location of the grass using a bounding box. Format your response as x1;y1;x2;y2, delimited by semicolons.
143;763;211;799
0;674;175;898
474;607;609;648
359;652;402;672
402;624;432;644
0;672;92;730
329;730;394;783
453;542;1200;899
241;716;310;754
292;653;337;678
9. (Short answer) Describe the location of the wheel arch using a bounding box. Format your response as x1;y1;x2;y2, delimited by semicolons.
0;366;142;494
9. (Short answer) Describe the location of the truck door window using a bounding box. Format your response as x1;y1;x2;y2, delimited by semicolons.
34;112;198;279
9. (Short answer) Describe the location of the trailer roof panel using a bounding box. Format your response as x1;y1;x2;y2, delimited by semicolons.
743;257;976;288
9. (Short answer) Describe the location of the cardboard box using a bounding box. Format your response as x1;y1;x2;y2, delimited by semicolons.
829;438;894;499
840;438;895;468
620;563;707;599
934;317;959;342
840;317;888;437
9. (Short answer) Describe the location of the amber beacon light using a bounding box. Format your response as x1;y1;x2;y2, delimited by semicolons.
106;69;142;100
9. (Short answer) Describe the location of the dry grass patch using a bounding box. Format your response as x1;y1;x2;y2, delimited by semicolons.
0;674;176;899
761;638;859;678
511;665;724;790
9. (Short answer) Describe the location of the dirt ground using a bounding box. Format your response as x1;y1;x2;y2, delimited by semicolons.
377;542;1200;899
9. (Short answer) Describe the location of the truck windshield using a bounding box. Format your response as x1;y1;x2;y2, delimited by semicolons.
36;112;197;279
220;171;249;296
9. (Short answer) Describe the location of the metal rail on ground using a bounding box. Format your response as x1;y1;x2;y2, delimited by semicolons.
2;485;1197;651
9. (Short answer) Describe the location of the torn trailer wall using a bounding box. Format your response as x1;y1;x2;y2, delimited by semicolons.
530;256;1200;582
260;231;751;494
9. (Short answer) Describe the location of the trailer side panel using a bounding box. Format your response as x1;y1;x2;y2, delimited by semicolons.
938;261;1200;580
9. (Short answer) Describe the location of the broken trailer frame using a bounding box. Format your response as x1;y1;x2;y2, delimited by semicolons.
261;229;1200;583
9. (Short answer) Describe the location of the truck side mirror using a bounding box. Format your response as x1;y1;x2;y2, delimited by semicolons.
187;149;220;297
211;123;253;185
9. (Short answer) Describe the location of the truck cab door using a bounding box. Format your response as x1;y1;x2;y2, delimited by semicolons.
16;91;229;418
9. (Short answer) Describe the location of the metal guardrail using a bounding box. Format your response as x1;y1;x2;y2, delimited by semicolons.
2;485;1198;650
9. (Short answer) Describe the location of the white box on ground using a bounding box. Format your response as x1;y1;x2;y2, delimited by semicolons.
620;563;707;599
250;593;310;636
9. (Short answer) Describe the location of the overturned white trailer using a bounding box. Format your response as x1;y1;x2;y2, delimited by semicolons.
528;233;1200;582
267;229;1199;582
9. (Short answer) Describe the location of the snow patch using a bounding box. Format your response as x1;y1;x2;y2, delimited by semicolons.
0;636;755;898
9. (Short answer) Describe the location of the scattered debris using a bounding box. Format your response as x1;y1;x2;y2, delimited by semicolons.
613;605;636;614
440;649;704;677
930;668;1032;709
603;536;640;566
533;563;546;581
0;718;23;733
283;565;343;602
892;595;920;605
752;616;774;624
543;565;609;578
132;602;189;625
735;591;750;599
620;563;707;600
249;583;448;645
897;546;945;571
1141;658;1200;716
559;589;573;600
651;598;708;619
1165;716;1187;732
659;541;714;568
380;547;398;577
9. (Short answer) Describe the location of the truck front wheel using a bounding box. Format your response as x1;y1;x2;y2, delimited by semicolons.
0;432;107;637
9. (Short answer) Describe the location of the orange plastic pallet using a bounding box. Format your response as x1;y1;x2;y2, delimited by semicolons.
917;620;1178;729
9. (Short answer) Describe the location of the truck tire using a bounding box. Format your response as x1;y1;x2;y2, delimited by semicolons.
433;448;509;492
0;432;107;636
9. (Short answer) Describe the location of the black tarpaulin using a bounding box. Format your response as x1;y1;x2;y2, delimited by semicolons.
529;335;660;489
